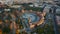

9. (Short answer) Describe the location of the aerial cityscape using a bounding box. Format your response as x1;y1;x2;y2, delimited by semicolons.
0;0;60;34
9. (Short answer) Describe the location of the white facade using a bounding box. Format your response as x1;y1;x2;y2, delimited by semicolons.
0;0;14;4
0;0;41;3
14;0;38;3
0;0;54;4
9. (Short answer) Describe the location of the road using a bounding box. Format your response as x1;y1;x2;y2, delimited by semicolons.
44;12;58;34
49;13;58;34
43;6;59;34
52;6;59;34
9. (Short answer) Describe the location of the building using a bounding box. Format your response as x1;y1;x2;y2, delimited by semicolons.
0;0;54;4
